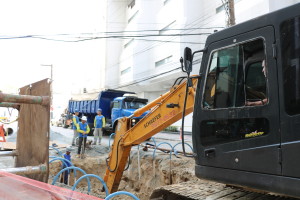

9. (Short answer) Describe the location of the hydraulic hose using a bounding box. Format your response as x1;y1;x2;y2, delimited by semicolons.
172;142;193;157
51;166;91;193
49;157;74;174
152;142;173;160
106;138;122;172
108;132;116;150
104;191;140;200
181;73;194;157
49;146;63;157
150;137;157;147
152;142;173;185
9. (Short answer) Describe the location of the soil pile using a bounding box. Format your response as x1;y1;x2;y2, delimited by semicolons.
49;145;204;200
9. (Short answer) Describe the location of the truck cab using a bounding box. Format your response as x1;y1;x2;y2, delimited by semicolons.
111;96;148;131
68;89;149;135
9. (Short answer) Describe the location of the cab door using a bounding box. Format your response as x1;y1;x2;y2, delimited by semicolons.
193;26;281;175
280;16;300;178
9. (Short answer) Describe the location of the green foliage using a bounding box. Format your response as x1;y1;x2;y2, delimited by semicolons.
163;126;178;132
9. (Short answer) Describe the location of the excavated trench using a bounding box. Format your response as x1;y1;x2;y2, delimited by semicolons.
49;145;205;200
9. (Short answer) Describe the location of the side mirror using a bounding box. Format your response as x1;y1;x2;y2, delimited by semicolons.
183;47;193;73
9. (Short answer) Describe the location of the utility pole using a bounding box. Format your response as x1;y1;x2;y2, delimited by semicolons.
228;0;236;26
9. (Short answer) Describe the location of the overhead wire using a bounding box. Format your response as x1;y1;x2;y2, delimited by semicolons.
0;27;222;39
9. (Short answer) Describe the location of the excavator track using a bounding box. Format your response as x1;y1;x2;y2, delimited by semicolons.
150;181;297;200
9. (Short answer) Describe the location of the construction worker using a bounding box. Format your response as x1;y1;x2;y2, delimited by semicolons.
93;108;106;145
61;147;72;184
71;109;79;146
76;116;90;158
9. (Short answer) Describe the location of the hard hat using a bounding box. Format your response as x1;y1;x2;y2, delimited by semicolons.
81;116;87;121
74;109;79;113
97;108;102;112
66;147;72;152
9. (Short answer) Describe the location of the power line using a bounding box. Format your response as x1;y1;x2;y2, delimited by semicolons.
0;27;223;39
0;32;212;42
96;27;223;34
112;37;205;44
106;12;220;71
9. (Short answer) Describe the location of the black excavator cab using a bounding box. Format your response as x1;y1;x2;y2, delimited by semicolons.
192;3;300;198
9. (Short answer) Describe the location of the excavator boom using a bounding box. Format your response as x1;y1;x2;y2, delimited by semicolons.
103;76;198;193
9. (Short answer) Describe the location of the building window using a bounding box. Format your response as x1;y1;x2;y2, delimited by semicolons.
280;16;300;115
121;67;131;75
163;0;171;6
155;56;172;67
128;10;139;23
128;0;135;9
216;4;225;13
124;39;134;49
159;21;176;35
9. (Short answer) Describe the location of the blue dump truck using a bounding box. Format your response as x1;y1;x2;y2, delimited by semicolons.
68;89;148;134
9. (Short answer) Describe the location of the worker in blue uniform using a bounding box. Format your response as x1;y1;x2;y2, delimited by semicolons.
76;116;90;158
93;108;106;145
72;109;80;146
61;147;72;184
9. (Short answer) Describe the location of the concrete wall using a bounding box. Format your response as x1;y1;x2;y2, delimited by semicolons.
104;0;127;89
269;0;300;11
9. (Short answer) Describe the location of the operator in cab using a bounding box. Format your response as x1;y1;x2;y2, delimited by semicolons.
245;59;268;106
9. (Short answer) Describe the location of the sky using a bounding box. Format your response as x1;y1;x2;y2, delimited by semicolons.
0;0;108;117
0;0;105;95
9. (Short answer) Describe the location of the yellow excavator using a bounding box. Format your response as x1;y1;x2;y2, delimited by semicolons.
104;3;300;199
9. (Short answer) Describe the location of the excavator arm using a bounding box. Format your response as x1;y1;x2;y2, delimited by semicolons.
103;76;199;193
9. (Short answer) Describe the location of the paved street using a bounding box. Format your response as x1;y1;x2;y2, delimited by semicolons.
0;125;193;169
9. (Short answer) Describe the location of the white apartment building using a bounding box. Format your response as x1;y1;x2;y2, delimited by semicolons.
102;0;300;131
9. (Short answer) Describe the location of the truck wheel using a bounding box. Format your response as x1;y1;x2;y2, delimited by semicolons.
103;129;112;136
5;128;13;136
63;124;69;128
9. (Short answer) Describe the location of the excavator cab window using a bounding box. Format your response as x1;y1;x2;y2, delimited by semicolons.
245;60;267;102
200;39;269;145
203;39;267;109
281;16;300;115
